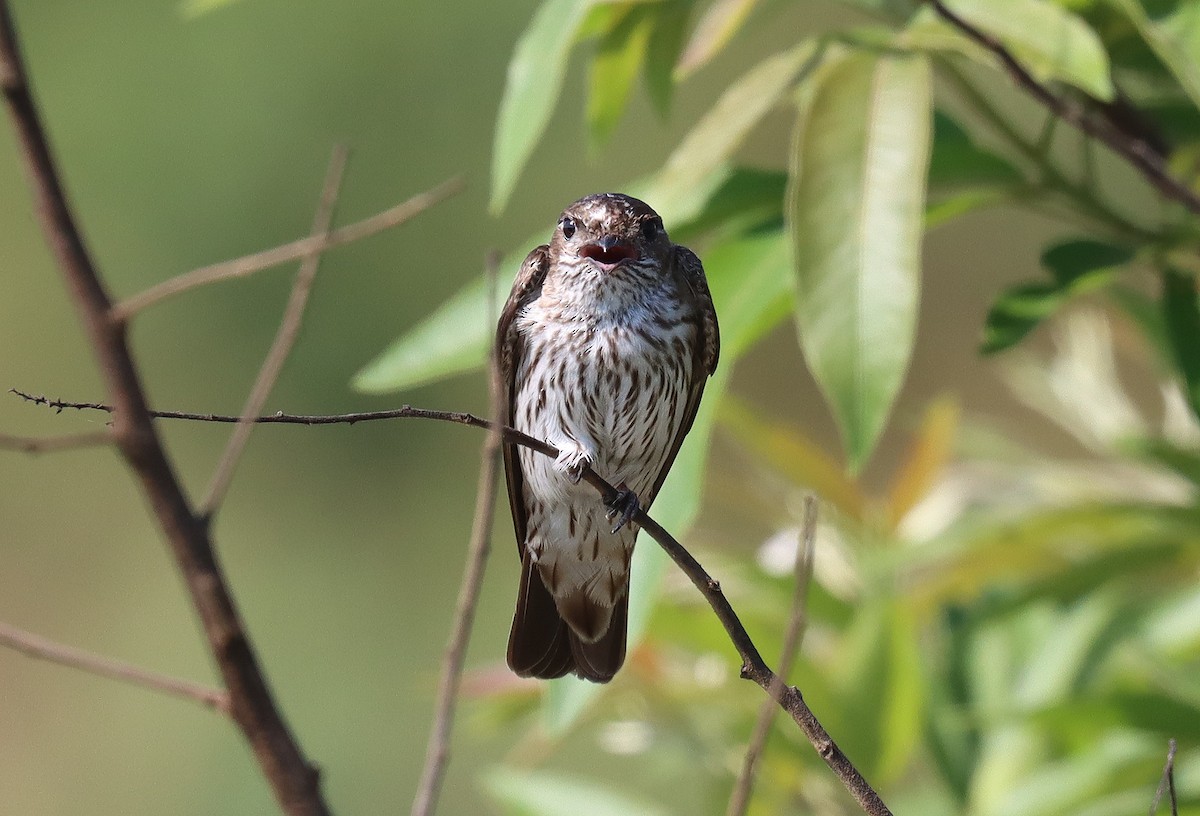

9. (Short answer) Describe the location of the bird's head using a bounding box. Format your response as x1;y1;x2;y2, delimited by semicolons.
550;193;671;273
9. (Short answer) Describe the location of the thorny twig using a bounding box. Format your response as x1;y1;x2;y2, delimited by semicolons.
13;390;893;816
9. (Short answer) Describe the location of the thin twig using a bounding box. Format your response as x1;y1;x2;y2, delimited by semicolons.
0;430;110;453
928;0;1200;215
110;175;465;320
411;251;504;816
14;390;893;816
200;144;349;518
1148;738;1178;816
726;495;818;816
0;6;331;814
0;621;230;713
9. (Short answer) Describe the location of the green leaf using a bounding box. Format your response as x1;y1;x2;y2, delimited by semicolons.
483;768;670;816
981;239;1132;354
788;50;933;472
646;41;822;223
675;0;758;78
644;0;692;115
491;0;597;214
352;255;523;393
1162;267;1200;418
588;6;657;151
1110;0;1200;110
928;112;1023;187
981;283;1072;354
905;0;1115;100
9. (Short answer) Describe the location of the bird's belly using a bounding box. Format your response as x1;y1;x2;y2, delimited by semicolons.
515;322;693;502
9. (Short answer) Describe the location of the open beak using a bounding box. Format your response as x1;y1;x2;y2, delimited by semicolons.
580;235;637;267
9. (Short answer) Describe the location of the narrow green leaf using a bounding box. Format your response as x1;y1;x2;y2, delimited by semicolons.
980;283;1069;354
491;0;597;214
1110;0;1200;110
980;239;1132;354
483;768;669;816
588;6;657;152
644;0;692;115
928;112;1023;187
675;0;758;78
905;0;1115;100
788;50;933;472
649;41;822;225
1162;267;1200;418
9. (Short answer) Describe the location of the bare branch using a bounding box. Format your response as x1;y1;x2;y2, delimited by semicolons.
0;621;230;712
1149;738;1178;816
0;430;110;453
200;145;349;518
0;6;331;814
110;176;464;319
726;495;817;816
928;0;1200;215
15;389;893;816
411;252;504;816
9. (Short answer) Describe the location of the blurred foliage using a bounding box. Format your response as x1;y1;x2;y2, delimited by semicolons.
352;0;1200;813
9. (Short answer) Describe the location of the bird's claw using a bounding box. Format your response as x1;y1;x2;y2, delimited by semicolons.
605;484;640;534
554;447;592;484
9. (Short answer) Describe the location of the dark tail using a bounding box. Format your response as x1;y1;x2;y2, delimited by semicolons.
506;551;628;683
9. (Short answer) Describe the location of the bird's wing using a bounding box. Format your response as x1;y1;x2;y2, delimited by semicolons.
642;244;720;508
496;244;550;556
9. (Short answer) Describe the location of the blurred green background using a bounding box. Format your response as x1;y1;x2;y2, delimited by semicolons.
0;1;1147;814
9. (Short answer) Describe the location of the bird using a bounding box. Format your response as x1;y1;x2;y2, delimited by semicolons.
495;192;720;683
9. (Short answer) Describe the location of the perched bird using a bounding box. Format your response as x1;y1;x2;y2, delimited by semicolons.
496;192;720;683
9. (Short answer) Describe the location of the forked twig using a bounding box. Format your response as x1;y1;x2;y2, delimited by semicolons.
200;144;349;517
928;0;1200;215
110;176;464;319
727;495;818;816
410;252;504;816
0;621;230;713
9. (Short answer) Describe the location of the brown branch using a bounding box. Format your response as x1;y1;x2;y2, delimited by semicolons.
13;390;893;816
200;144;348;518
110;176;465;319
0;6;331;815
0;430;110;453
0;621;230;713
927;0;1200;215
411;252;504;816
1149;738;1178;816
726;495;817;816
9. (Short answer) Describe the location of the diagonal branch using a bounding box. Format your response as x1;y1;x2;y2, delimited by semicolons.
928;0;1200;215
0;621;230;713
726;495;818;816
110;176;464;320
411;252;504;816
1149;738;1178;816
200;144;348;518
0;6;330;815
12;390;894;816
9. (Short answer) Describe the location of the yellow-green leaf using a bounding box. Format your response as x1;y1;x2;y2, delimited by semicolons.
788;50;933;472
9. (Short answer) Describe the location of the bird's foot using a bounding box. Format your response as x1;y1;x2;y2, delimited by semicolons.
554;445;592;484
605;483;640;534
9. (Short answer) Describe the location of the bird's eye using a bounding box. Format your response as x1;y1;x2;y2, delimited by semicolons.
560;217;577;239
640;218;662;241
